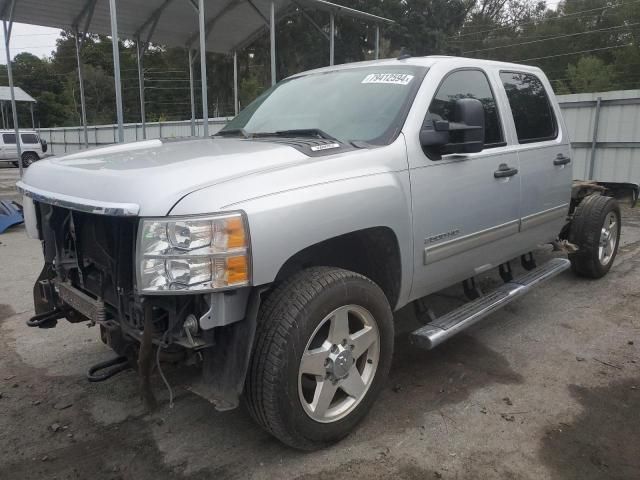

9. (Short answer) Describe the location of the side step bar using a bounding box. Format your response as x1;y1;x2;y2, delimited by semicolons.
411;258;571;350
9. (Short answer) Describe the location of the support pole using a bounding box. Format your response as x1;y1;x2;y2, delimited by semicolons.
270;1;276;86
375;24;380;60
588;96;602;180
198;0;209;137
1;102;5;129
136;38;146;139
30;103;34;129
3;14;22;177
329;12;335;66
188;49;196;136
74;31;89;148
233;50;238;115
109;0;124;143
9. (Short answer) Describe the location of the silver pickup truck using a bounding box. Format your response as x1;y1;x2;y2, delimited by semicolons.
17;56;621;450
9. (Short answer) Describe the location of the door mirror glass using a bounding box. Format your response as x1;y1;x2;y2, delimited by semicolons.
420;97;485;155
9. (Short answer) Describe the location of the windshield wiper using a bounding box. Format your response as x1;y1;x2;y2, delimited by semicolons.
216;128;250;138
219;127;344;144
252;128;340;142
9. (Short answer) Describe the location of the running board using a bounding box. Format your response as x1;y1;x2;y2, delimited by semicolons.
411;258;571;350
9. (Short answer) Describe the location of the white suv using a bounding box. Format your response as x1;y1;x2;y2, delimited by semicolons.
0;129;47;168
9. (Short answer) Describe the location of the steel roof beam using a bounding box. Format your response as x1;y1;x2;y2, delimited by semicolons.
135;0;176;45
230;3;295;53
186;0;244;51
2;0;16;37
0;0;15;19
295;0;393;24
247;0;270;25
292;2;329;41
72;0;98;37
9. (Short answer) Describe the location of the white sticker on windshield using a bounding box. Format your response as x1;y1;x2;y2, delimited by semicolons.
361;73;414;85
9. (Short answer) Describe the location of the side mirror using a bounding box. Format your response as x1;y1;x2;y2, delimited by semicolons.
420;98;485;156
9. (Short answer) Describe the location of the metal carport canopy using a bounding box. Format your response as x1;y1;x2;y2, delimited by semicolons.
1;0;392;54
0;85;36;131
0;86;35;103
1;0;392;179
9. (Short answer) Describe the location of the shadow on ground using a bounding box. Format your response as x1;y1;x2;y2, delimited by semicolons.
539;377;640;480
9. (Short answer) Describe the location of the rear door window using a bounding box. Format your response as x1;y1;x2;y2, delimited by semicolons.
21;133;39;144
2;133;16;144
427;69;505;148
500;72;558;143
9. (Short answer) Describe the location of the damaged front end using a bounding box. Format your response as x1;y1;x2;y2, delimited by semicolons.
23;196;260;411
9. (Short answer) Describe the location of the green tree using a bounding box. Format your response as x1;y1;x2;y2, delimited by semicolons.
567;56;615;93
2;0;638;127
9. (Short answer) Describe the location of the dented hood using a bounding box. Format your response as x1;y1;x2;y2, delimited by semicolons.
17;137;309;216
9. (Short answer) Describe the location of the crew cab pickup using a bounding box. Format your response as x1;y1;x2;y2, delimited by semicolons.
17;56;621;450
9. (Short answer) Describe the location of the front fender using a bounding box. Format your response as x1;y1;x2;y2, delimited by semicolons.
226;171;414;308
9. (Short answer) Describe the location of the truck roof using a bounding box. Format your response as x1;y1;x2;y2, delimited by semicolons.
0;129;39;134
289;55;544;78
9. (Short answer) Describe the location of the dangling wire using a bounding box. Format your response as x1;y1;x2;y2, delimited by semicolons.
156;328;174;409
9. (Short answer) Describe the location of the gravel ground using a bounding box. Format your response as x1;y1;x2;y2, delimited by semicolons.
0;164;638;479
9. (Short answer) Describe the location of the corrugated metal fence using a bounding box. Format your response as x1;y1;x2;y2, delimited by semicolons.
558;89;640;183
39;118;230;155
37;89;640;184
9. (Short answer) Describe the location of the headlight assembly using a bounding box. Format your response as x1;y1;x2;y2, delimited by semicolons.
137;212;250;293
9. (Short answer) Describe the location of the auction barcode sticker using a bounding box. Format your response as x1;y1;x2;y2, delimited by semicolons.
361;73;414;85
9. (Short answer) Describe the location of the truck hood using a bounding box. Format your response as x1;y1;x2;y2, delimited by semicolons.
18;138;309;216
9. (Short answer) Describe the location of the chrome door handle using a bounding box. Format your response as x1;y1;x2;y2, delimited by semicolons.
554;154;571;166
494;163;518;178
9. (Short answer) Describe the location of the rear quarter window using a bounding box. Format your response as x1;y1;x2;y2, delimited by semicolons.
499;71;558;143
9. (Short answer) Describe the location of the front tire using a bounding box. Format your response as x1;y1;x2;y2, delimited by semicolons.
245;267;394;450
569;194;621;278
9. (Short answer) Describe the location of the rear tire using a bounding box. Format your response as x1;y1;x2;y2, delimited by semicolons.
569;194;621;278
244;267;394;450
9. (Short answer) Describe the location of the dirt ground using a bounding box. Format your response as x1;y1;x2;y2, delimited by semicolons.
1;164;639;480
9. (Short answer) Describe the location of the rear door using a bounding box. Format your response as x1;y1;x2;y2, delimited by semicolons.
21;133;42;156
407;68;523;299
499;71;572;246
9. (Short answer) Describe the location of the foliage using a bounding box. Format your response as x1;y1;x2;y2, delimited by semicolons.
567;56;615;92
0;0;637;128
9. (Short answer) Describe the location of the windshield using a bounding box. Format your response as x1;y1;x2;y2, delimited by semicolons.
221;65;427;145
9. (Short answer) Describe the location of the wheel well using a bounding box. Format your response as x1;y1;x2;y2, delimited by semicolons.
22;151;39;159
273;227;402;308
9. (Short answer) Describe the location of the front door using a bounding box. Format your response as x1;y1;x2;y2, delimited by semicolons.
407;68;522;300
